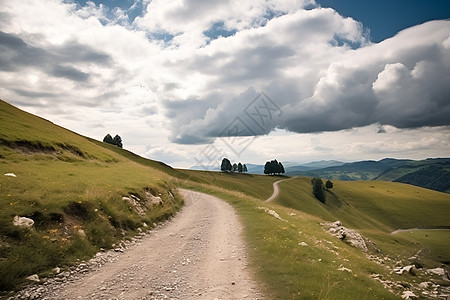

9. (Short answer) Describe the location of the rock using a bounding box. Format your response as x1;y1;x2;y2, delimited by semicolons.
321;220;368;252
401;291;418;299
337;265;352;273
77;229;86;238
257;207;284;221
428;267;445;276
299;242;308;247
418;281;430;288
26;274;40;282
13;216;34;229
53;267;61;274
4;173;17;177
394;265;416;275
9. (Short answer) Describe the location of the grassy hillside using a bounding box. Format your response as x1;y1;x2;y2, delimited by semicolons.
179;174;450;299
0;100;184;291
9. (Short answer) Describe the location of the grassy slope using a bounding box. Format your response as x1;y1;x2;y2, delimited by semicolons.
180;181;399;299
178;174;449;299
0;100;183;291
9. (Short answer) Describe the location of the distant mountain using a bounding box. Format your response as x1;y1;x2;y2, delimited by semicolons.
284;160;345;173
288;158;450;193
190;160;345;174
189;165;220;171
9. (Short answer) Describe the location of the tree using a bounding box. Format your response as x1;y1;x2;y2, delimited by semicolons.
220;158;232;172
311;177;325;203
264;159;285;175
279;162;285;174
325;180;333;190
243;164;248;173
232;163;238;173
113;134;123;148
103;134;114;145
238;162;243;173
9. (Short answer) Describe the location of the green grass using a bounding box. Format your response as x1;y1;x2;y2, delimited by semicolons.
177;173;449;299
0;100;184;292
180;181;399;299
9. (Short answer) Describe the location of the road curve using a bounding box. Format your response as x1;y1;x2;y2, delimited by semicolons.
265;177;295;202
38;189;263;300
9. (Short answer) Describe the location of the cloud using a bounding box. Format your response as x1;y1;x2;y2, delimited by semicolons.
163;18;450;143
0;0;449;166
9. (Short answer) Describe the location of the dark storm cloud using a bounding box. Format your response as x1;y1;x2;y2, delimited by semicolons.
51;65;90;82
0;31;110;82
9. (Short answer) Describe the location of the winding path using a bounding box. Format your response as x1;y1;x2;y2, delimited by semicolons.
30;189;263;300
265;177;296;202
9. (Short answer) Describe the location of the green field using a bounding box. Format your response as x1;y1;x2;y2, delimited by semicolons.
1;99;449;299
0;100;184;291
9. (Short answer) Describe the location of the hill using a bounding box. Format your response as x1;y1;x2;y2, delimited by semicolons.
287;158;450;193
178;172;450;299
2;99;449;299
0;99;186;291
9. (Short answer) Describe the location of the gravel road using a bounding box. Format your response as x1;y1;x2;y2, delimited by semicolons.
265;177;295;202
16;189;263;300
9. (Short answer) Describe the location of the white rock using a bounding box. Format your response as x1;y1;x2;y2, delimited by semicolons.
299;242;308;247
337;265;352;273
77;229;86;238
428;267;445;276
13;216;34;229
395;265;415;275
418;281;430;288
401;291;418;299
53;267;61;274
26;274;40;282
4;173;17;177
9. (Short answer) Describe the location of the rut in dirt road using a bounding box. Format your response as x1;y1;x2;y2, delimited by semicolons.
27;189;263;300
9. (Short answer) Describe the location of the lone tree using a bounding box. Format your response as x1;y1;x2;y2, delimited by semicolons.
113;134;123;148
103;134;114;144
311;177;325;203
232;163;238;173
264;159;285;175
325;179;334;190
220;158;232;172
238;162;243;173
243;164;248;173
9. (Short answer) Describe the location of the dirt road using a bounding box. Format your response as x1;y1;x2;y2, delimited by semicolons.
265;177;295;202
33;189;262;299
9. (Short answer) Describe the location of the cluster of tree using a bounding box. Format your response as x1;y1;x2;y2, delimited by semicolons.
103;134;123;148
220;158;248;173
311;177;333;203
264;159;285;175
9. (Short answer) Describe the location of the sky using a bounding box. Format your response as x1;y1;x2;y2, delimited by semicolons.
0;0;449;169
